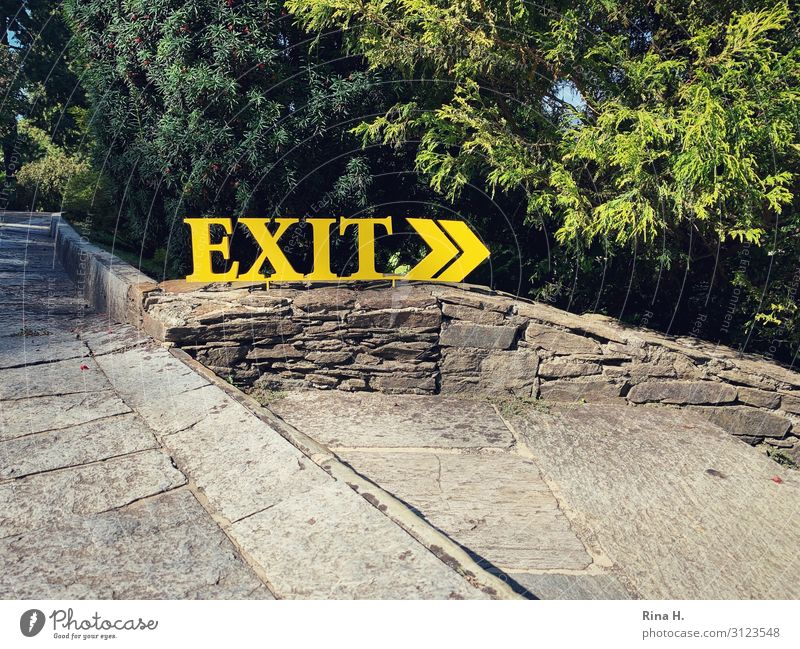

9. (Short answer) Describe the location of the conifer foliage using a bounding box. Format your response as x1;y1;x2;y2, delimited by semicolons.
50;1;800;356
290;0;800;249
289;0;800;355
65;0;385;272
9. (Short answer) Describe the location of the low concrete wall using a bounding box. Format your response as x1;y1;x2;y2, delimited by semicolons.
51;217;157;326
52;219;800;462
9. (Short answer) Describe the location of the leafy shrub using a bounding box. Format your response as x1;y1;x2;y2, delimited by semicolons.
63;165;115;224
16;151;87;212
14;120;113;220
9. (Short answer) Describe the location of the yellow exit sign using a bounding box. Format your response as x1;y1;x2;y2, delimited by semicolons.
184;217;490;284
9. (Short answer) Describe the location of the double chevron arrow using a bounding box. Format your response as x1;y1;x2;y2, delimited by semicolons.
404;218;490;282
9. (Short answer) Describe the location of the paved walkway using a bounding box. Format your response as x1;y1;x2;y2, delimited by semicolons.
0;217;495;599
270;392;629;597
2;215;798;599
271;391;800;598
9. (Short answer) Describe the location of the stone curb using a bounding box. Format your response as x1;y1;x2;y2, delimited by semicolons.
169;347;523;600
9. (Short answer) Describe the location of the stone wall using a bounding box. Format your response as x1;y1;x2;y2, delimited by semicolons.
49;218;800;464
138;280;800;462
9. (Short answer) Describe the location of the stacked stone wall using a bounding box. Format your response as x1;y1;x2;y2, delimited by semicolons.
139;281;800;461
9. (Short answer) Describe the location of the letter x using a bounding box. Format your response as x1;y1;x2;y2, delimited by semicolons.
238;218;303;280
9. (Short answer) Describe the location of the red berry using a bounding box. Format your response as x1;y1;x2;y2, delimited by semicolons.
257;63;265;69
135;37;142;44
108;42;114;48
80;363;89;371
143;59;150;66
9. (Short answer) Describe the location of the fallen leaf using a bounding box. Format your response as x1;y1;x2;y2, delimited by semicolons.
771;476;783;484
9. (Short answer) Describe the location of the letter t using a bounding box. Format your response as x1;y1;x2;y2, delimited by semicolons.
339;217;392;280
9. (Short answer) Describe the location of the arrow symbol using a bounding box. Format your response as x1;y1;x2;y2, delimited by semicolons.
404;218;490;282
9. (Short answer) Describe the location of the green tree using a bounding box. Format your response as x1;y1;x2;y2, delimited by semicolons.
63;0;406;277
290;0;800;357
1;1;25;193
2;0;86;205
289;0;798;246
14;119;86;209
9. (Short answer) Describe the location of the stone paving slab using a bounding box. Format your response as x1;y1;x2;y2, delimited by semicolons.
94;346;210;407
0;355;110;400
339;451;592;571
93;347;232;435
0;391;132;440
510;573;634;600
0;273;75;290
0;312;80;335
0;331;89;368
0;413;158;480
0;211;55;225
0;230;53;244
143;383;235;436
231;479;488;599
271;391;514;449
511;404;800;599
0;253;49;264
0;271;68;283
150;376;490;597
77;322;150;356
0;239;55;252
0;449;186;537
0;301;89;317
0;280;76;296
0;259;32;270
2;292;89;312
0;250;50;266
164;396;330;523
0;250;56;262
2;287;86;301
0;489;271;599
